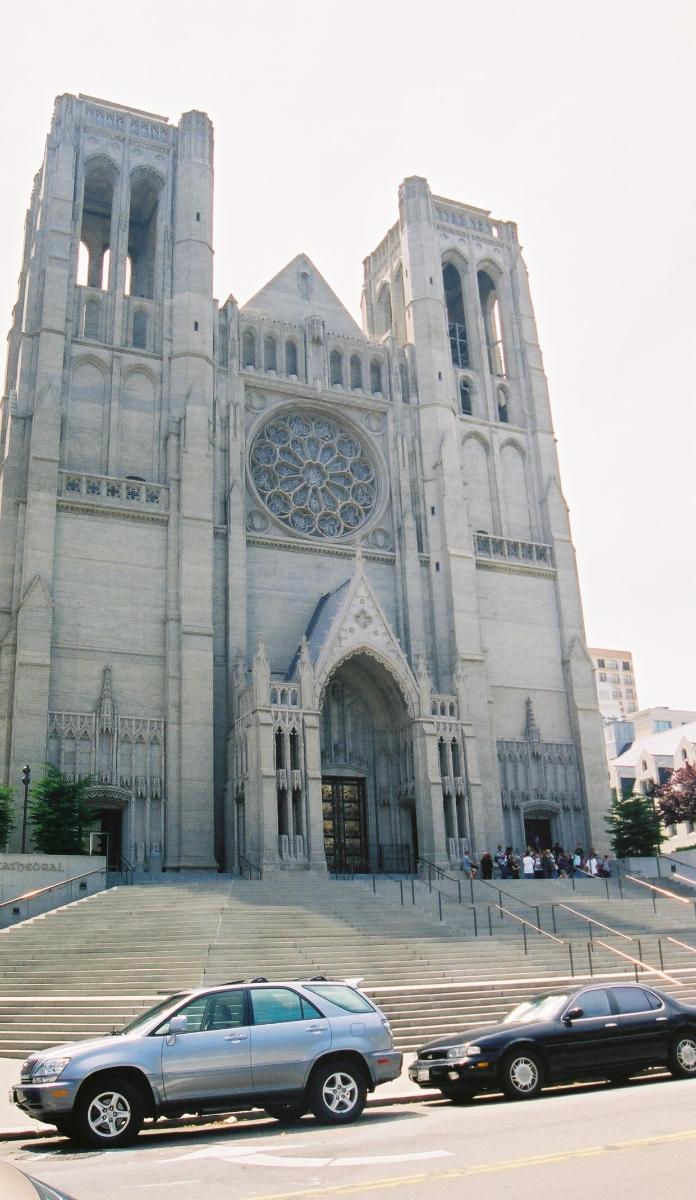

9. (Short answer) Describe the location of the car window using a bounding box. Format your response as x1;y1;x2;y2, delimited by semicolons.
501;994;569;1025
203;990;247;1030
305;984;375;1014
155;995;209;1035
250;987;320;1025
611;987;662;1015
121;993;191;1035
573;989;612;1018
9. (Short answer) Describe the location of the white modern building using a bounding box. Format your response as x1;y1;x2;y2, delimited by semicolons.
0;94;609;872
588;647;638;720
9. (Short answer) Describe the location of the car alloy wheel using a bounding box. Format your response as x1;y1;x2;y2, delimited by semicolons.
76;1076;144;1147
502;1052;542;1099
670;1035;696;1078
308;1058;367;1124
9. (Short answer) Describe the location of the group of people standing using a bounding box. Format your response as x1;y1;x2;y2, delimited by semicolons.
461;845;612;881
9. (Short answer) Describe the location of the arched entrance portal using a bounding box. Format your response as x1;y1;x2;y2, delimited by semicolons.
86;786;130;869
319;653;417;873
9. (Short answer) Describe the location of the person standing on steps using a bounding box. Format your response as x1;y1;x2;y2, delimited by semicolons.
522;848;535;880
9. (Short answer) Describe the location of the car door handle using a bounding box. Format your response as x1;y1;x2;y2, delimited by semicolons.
604;1023;618;1028
307;1025;329;1033
656;1018;668;1023
224;1033;249;1042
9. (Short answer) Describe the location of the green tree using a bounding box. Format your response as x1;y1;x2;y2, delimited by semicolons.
605;789;665;858
0;786;14;851
28;766;96;854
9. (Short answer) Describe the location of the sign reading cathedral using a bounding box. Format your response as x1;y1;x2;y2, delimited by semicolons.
0;93;608;873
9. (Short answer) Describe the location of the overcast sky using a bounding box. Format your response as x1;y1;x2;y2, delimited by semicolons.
1;0;694;711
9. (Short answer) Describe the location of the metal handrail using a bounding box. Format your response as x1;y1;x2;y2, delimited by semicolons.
624;874;690;906
472;874;541;914
415;856;464;905
594;938;683;986
666;935;696;955
491;903;565;944
0;866;107;912
238;855;262;880
556;903;634;943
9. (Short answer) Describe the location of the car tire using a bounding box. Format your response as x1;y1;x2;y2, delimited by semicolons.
438;1082;475;1104
501;1050;543;1100
668;1033;696;1079
264;1102;307;1125
74;1075;144;1147
308;1059;367;1125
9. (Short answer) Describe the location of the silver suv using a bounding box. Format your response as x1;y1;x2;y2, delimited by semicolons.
11;979;402;1147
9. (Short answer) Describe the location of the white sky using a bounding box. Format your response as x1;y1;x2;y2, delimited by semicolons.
1;0;694;710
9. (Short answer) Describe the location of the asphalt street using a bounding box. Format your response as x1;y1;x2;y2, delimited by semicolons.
2;1073;696;1200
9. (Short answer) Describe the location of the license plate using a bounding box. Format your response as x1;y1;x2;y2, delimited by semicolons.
417;1068;430;1082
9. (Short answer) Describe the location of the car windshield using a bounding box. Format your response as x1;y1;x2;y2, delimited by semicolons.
117;993;191;1035
500;994;569;1025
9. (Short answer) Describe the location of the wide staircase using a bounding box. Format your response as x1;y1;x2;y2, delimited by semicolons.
1;872;696;1058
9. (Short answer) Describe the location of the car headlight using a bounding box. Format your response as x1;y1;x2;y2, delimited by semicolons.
31;1057;71;1083
447;1044;482;1058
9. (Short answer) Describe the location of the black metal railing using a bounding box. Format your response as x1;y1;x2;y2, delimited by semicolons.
239;855;262;880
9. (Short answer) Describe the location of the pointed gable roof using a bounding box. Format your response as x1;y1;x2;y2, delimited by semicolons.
286;551;419;715
242;254;365;340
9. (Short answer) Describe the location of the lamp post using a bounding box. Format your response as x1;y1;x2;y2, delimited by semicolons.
20;764;31;853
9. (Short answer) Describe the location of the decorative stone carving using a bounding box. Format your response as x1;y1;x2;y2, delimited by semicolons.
245;390;267;413
368;526;392;551
245;508;270;533
249;410;378;540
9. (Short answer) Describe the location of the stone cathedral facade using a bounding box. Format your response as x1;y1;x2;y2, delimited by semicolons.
0;94;608;872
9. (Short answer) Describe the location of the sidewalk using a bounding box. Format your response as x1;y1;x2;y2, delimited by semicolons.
0;1054;437;1142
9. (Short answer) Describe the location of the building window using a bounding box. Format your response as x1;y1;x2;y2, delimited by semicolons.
299;271;311;300
622;661;631;671
350;355;363;391
442;263;469;368
655;721;672;732
477;270;507;376
264;334;278;372
597;658;605;668
285;339;298;376
127;167;162;299
132;309;148;350
78;156;118;292
330;350;344;386
370;359;382;394
242;330;256;368
598;672;607;682
460;380;472;415
497;389;509;423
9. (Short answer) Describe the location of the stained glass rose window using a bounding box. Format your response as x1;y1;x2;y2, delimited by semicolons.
250;412;377;538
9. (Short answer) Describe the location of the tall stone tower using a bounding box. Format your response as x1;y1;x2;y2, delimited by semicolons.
0;95;217;868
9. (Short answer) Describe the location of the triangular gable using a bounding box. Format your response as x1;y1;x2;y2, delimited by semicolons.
242;254;365;340
288;552;418;713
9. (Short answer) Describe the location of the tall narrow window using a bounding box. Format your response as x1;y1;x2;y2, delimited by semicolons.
370;359;382;394
442;262;469;368
77;242;90;287
132;309;148;350
83;298;100;340
377;284;392;335
399;362;410;402
285;339;298;376
497;389;509;423
299;271;311;300
242;330;256;368
350;355;363;390
79;156;118;291
100;248;111;291
330;350;343;386
477;270;507;376
127;168;162;300
460;380;472;416
264;334;277;372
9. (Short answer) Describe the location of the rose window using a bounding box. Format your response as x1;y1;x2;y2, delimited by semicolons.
250;412;377;538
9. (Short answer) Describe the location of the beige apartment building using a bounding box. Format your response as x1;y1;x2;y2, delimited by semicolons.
589;648;638;721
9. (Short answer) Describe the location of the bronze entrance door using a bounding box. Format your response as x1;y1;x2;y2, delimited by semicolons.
322;778;368;873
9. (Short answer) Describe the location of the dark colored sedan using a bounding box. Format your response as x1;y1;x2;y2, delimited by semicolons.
409;983;696;1102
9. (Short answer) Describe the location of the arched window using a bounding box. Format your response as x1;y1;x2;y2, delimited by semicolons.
264;334;278;372
438;738;448;778
350;355;363;390
83;298;100;340
100;248;111;291
460;380;472;416
79;156;118;291
124;255;133;297
132;309;148;350
497;389;509;423
377;284;392;335
370;359;382;394
330;349;343;386
77;242;90;287
443;263;469;368
242;330;256;368
299;271;311;300
477;270;507;377
127;168;163;299
285;339;298;376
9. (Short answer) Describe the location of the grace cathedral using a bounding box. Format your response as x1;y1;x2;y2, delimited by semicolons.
0;94;608;873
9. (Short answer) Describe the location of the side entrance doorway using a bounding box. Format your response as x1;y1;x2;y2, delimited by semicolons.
322;778;368;873
97;808;123;869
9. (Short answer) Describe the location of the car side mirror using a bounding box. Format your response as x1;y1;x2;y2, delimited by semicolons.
563;1007;584;1025
168;1015;188;1037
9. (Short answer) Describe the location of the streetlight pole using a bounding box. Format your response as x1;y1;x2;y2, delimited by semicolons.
21;764;31;853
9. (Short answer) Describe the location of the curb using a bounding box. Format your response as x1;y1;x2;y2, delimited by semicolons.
0;1089;440;1142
